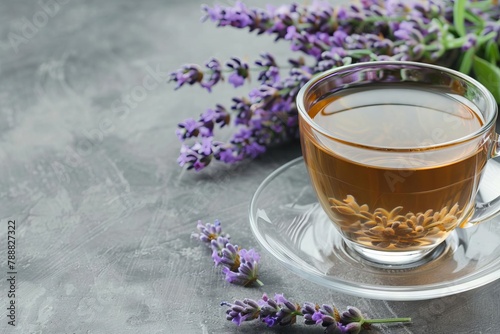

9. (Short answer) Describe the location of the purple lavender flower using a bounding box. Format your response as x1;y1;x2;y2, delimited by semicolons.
210;235;231;265
272;294;301;326
328;322;362;334
176;118;201;140
190;137;214;156
221;1;254;29
225;293;302;327
340;306;364;323
176;105;230;145
201;3;222;22
461;33;478;51
222;248;262;286
394;21;416;40
248;85;278;103
284;25;300;40
197;111;216;137
302;302;321;325
231;97;252;126
315;50;349;72
189;159;206;171
221;298;261;326
332;322;363;334
258;293;281;326
177;137;224;170
169;64;203;89
286;29;327;58
303;302;355;333
192;219;229;244
169;59;224;92
201;58;223;92
201;104;230;127
213;242;240;271
318;304;339;329
215;146;241;164
228;74;245;88
226;57;250;88
255;53;280;84
193;220;263;286
242;141;266;159
231;127;253;143
176;144;200;169
483;22;500;43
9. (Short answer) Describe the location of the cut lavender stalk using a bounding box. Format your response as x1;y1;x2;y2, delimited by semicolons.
193;220;263;287
222;293;411;332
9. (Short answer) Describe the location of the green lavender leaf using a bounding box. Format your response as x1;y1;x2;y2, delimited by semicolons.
459;48;475;74
472;56;500;103
485;40;500;64
463;10;483;26
453;0;466;37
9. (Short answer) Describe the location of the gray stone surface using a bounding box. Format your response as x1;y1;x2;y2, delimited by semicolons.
0;0;499;333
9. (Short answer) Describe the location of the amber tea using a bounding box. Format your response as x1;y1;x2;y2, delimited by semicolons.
300;84;489;254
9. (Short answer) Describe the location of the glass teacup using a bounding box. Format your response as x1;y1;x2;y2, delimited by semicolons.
297;61;500;265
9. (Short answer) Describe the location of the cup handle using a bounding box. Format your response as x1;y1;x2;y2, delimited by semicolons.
462;133;500;227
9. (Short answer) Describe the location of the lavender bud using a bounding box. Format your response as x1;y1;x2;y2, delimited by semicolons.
341;306;363;323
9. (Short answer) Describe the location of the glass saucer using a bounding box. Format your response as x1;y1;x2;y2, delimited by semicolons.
249;157;500;301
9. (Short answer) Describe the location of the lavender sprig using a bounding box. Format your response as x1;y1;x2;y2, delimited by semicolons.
173;56;309;170
192;220;263;287
172;0;500;171
222;293;411;333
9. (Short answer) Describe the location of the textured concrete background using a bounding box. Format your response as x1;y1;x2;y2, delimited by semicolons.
0;0;499;333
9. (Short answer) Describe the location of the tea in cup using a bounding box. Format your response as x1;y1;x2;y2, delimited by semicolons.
297;61;500;265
